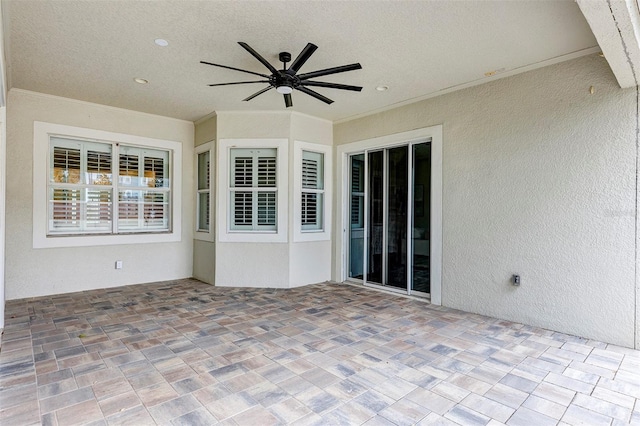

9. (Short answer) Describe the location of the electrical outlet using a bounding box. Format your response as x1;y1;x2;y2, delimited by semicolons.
512;274;520;286
115;260;123;269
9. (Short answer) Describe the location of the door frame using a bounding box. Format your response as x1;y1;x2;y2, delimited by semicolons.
336;125;443;305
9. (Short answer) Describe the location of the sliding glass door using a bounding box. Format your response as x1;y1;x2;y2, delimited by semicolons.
349;154;364;280
347;141;431;296
411;143;431;295
386;146;408;289
367;150;383;284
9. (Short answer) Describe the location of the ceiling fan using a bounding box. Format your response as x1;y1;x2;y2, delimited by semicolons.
201;42;362;108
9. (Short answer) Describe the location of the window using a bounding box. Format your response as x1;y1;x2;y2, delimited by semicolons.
197;150;210;232
195;141;214;241
350;154;364;230
217;139;288;243
116;145;170;232
301;150;324;231
293;141;331;242
34;122;182;248
197;151;211;231
230;148;277;231
49;138;113;234
48;138;170;235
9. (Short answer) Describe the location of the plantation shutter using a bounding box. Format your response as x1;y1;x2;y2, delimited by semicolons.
301;151;324;231
230;148;277;231
47;137;171;237
49;138;113;234
350;157;364;229
117;147;170;232
118;148;142;230
51;188;81;231
145;156;165;188
232;155;253;229
197;151;211;232
257;154;276;227
52;145;81;184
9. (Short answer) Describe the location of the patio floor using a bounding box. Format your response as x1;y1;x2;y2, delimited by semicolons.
0;279;639;426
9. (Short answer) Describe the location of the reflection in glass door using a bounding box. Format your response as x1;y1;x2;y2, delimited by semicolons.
347;141;431;297
412;143;431;294
367;151;383;284
348;154;364;280
386;147;408;289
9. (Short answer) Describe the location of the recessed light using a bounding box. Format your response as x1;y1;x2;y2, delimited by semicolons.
134;78;149;84
154;38;169;47
376;85;389;91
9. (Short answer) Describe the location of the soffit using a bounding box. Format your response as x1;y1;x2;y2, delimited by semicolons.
4;0;598;122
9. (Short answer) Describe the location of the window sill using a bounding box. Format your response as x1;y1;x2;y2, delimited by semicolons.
34;231;181;249
194;230;214;242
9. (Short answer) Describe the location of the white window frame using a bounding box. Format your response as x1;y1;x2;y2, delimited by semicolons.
33;121;182;248
293;141;332;242
217;138;288;243
194;141;214;242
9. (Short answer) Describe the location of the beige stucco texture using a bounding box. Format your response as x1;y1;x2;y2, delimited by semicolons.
5;90;195;299
334;54;638;348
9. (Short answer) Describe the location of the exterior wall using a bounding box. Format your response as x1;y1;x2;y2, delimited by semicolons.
193;239;214;284
289;114;333;287
0;106;5;337
195;113;216;147
214;111;333;288
5;89;195;299
215;112;290;287
193;114;216;284
290;241;331;287
216;243;290;288
334;54;638;348
0;4;8;338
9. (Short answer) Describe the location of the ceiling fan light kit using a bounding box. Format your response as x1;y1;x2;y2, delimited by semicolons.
201;42;362;108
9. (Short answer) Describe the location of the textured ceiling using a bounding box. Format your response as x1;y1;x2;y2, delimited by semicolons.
3;0;598;123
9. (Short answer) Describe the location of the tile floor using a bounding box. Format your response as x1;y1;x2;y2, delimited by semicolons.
1;279;639;426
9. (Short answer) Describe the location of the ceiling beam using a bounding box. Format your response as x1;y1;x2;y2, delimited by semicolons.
577;0;640;88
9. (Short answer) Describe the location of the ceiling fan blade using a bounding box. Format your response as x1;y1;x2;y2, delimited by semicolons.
284;93;293;108
238;42;278;74
200;61;270;78
288;43;318;74
296;86;334;105
298;63;362;80
243;86;273;102
208;80;270;87
301;81;362;92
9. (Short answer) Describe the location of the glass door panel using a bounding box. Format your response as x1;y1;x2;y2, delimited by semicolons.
349;154;365;280
347;142;431;298
386;146;408;289
367;150;384;284
412;143;431;294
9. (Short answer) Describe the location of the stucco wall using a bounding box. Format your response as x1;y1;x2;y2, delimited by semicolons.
195;113;216;147
290;113;333;287
5;89;194;299
193;239;215;284
290;241;332;287
213;111;333;288
193;114;216;284
334;54;638;348
216;243;290;288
